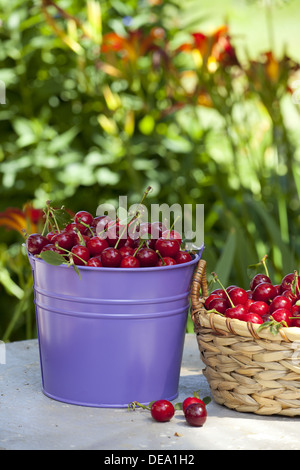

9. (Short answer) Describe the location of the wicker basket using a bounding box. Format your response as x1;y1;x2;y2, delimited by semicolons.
190;259;300;416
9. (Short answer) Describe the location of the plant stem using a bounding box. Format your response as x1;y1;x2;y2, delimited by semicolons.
211;272;235;308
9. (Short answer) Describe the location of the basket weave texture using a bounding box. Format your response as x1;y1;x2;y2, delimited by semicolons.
191;259;300;416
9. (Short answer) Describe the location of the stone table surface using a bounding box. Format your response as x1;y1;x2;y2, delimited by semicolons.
1;334;300;451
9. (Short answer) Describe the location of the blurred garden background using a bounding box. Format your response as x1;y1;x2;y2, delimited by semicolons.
0;0;300;340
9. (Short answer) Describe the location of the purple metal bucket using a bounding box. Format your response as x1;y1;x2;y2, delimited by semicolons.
28;247;203;408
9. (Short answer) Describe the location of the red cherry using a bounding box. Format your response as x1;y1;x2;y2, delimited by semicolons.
269;295;292;314
52;231;75;251
245;298;255;310
162;229;182;245
282;289;298;305
252;283;277;303
155;238;180;258
242;312;263;324
65;222;87;235
225;305;247;320
120;255;140;268
246;290;253;299
207;298;229;314
26;233;50;255
250;273;271;291
273;285;281;297
87;257;103;267
291;304;300;316
46;230;59;241
271;308;291;327
101;247;122;267
210;289;228;300
182;396;205;413
74;210;94;227
71;245;90;266
184;402;207;427
40;243;65;255
248;301;269;317
226;285;238;293
204;293;223;309
158;257;177;266
119;246;135;258
73;233;90;246
280;273;296;292
87;236;109;256
175;251;192;264
136;248;158;267
228;287;248;306
150;400;175;422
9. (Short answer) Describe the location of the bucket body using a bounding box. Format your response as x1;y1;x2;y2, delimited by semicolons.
28;248;203;408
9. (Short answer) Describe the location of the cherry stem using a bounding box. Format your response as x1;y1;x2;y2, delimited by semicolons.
78;219;94;236
261;255;269;278
164;215;181;239
133;239;147;257
54;243;88;265
211;272;235;308
128;401;151;412
293;271;300;296
156;249;166;265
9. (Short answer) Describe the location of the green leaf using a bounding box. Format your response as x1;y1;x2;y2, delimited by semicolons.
39;251;66;266
174;402;183;410
52;208;73;229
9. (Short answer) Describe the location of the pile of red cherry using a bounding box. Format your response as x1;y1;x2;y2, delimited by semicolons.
205;271;300;328
26;209;193;268
129;391;210;427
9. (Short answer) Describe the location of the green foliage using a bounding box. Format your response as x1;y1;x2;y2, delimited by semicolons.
0;0;300;339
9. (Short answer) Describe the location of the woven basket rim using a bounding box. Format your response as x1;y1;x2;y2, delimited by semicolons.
191;259;300;343
195;302;300;343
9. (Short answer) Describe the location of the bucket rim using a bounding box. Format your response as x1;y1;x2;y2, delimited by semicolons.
28;243;204;272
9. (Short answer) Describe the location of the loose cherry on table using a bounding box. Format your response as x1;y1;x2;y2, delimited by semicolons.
184;402;207;427
150;400;175;423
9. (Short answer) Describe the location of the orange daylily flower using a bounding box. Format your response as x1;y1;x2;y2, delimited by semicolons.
177;25;239;68
101;28;166;59
0;203;44;237
264;51;280;83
